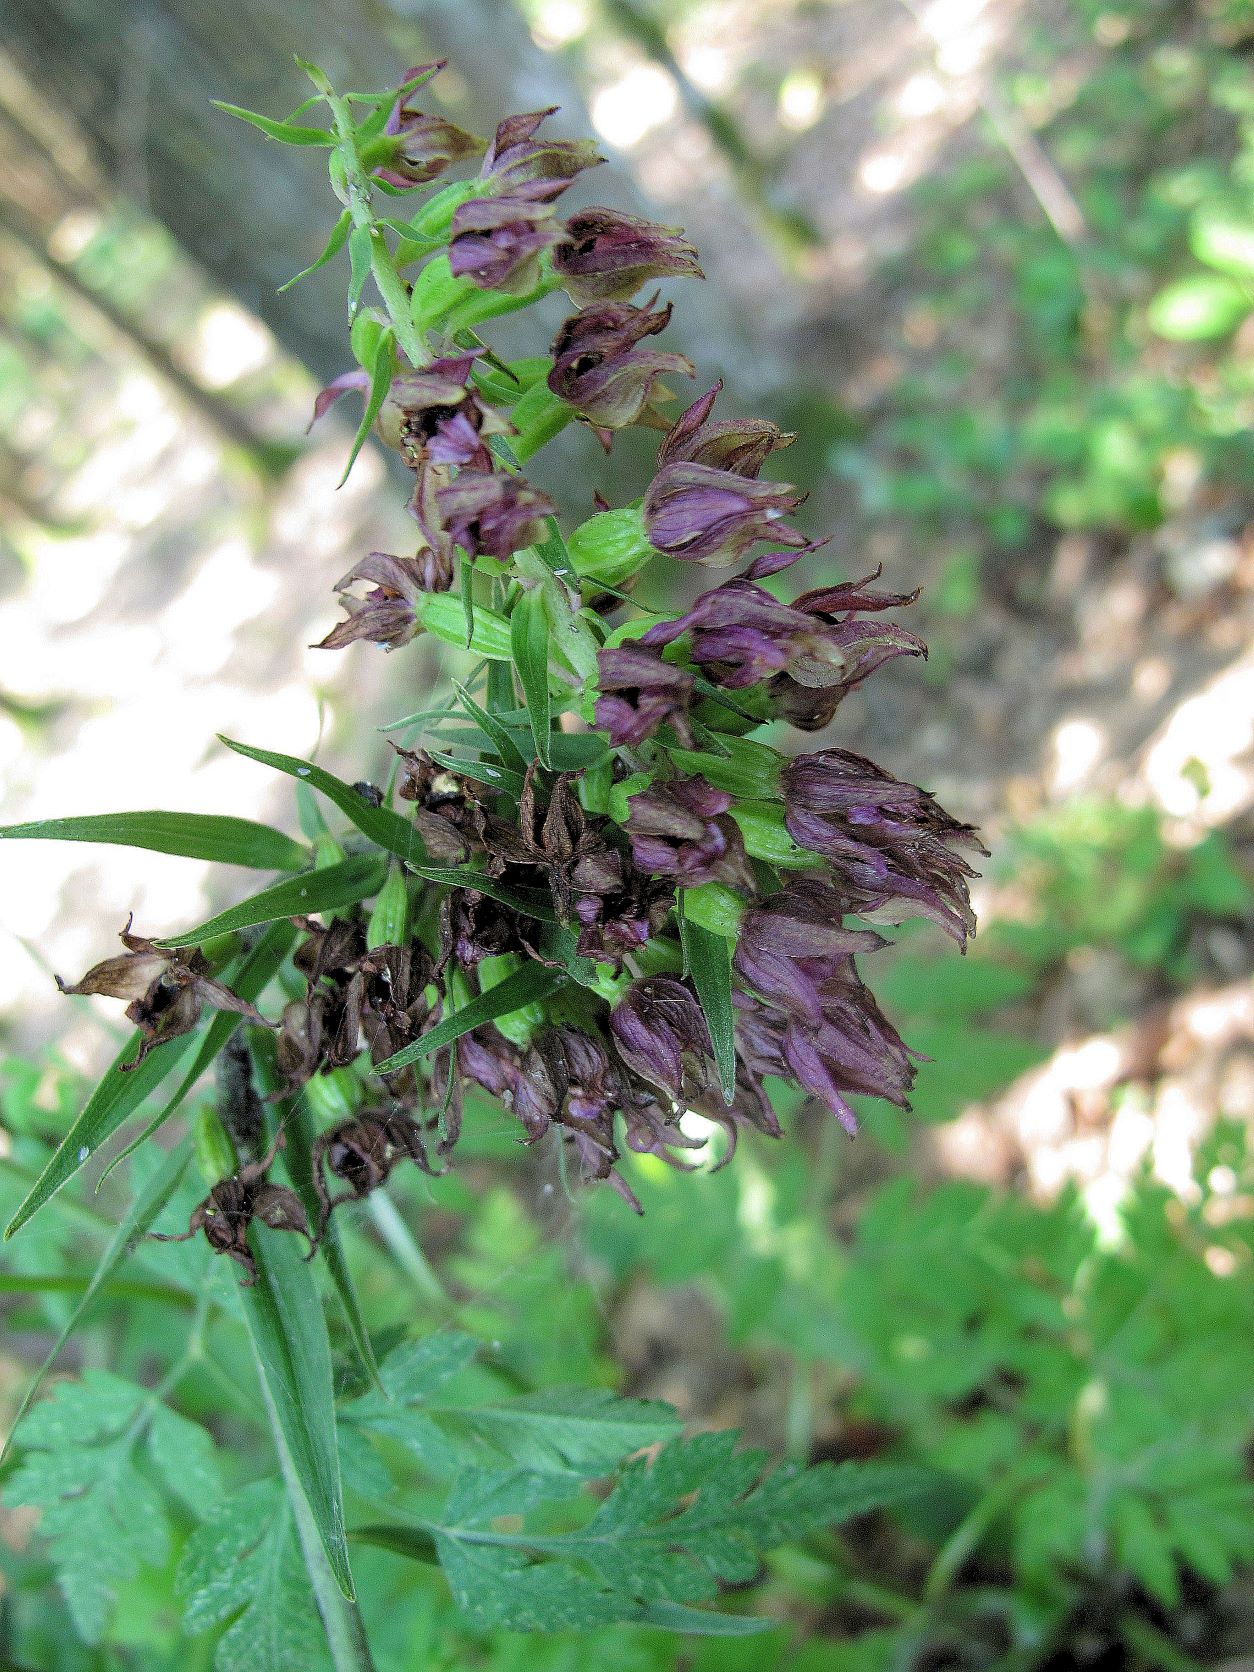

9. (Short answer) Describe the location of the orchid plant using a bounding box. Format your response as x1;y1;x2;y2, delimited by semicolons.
1;60;981;1664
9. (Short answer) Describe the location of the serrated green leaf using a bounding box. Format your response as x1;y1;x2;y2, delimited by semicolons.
221;738;427;863
178;1480;327;1670
212;100;334;145
279;209;352;292
0;810;308;870
678;908;736;1105
440;1386;682;1475
154;854;385;946
2;1143;192;1462
374;963;565;1075
236;1200;354;1598
4;1371;218;1643
510;588;552;768
415;1438;927;1632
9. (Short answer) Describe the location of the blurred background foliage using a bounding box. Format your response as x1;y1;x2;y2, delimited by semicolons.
1;0;1252;1667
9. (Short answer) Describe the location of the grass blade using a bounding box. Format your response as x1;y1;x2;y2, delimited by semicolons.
510;590;552;769
678;910;737;1105
154;855;385;946
0;811;308;871
237;1196;355;1599
374;963;564;1074
221;738;427;864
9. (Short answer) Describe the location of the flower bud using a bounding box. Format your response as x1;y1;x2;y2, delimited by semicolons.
568;508;658;588
680;881;747;939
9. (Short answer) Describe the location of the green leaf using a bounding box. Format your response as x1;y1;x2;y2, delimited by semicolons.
373;963;565;1074
155;854;385;946
2;1143;192;1462
1189;207;1254;279
427;750;526;798
422;1438;928;1632
5;1025;200;1240
408;865;556;922
340;325;394;484
510;588;552;768
1147;273;1250;341
274;1091;382;1395
279;209;352;292
454;682;529;775
4;1371;220;1642
0;810;308;870
221;737;427;863
511;382;575;462
440;1386;682;1476
236;1197;354;1597
678;909;737;1105
212;100;334;145
98;920;299;1186
638;1601;774;1635
178;1480;326;1671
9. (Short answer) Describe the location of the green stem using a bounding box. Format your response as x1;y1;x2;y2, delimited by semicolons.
252;1336;378;1672
324;88;429;368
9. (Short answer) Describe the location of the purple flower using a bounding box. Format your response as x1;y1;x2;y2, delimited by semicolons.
610;976;713;1101
642;386;806;566
731;879;920;1131
315;551;444;651
734;984;917;1136
553;207;703;306
376;65;485;186
307;368;368;432
782;750;984;945
434;467;554;560
391;352;511;470
449;191;563;294
594;643;695;748
624;777;754;888
656;381;795;477
734;878;886;1027
479;109;603;195
548;298;694;432
640;569;925;699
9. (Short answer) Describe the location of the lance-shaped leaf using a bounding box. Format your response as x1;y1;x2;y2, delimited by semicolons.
678;906;737;1105
279;209;352;292
2;1143;192;1462
408;865;556;922
340;325;395;484
221;738;427;864
454;682;529;775
6;1027;200;1240
153;854;385;947
212;100;334;145
0;811;308;871
510;588;552;769
374;962;564;1075
427;750;526;799
237;1193;354;1597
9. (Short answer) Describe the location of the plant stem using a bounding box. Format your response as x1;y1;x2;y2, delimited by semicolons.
252;1339;378;1672
324;89;429;368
